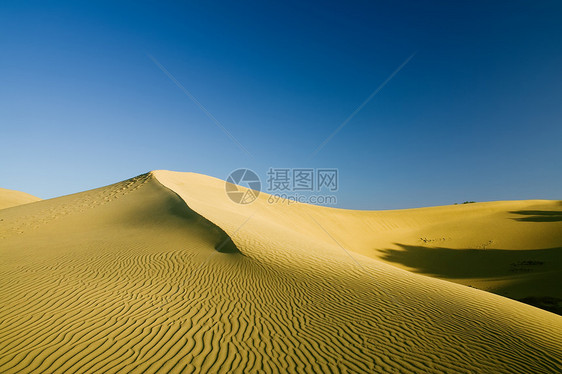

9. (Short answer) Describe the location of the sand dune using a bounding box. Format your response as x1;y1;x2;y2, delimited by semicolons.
157;171;562;305
0;188;41;210
0;170;561;373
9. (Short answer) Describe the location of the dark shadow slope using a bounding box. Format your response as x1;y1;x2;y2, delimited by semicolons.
151;175;241;254
511;210;562;222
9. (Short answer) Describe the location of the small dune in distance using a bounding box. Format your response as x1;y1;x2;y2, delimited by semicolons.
0;188;41;210
0;170;561;373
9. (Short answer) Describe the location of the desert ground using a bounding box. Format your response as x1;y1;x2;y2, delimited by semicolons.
0;170;561;373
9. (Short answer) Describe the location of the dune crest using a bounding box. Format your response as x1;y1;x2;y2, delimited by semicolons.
0;171;560;373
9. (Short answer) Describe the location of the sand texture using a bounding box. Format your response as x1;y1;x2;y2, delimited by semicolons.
0;170;561;373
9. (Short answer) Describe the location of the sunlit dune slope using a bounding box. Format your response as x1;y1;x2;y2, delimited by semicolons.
0;170;560;373
156;171;562;303
0;188;41;210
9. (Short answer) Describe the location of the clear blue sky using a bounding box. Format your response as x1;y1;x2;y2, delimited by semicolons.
1;1;561;209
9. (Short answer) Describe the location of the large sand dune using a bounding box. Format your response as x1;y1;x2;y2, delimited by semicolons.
0;170;561;373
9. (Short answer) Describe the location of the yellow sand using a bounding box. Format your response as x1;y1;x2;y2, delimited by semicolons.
0;188;41;210
0;170;560;373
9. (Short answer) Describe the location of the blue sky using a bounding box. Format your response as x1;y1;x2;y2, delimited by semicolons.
1;1;561;209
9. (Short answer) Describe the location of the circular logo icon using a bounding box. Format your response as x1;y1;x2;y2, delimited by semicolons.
225;169;261;204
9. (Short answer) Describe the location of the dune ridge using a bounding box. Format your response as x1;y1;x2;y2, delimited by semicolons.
0;170;560;373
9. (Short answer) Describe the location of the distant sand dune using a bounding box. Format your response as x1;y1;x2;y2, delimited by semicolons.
0;188;41;210
0;171;561;373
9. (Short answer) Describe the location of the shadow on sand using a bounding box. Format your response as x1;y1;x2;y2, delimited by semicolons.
518;296;562;315
378;243;560;279
510;209;562;222
378;244;562;314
